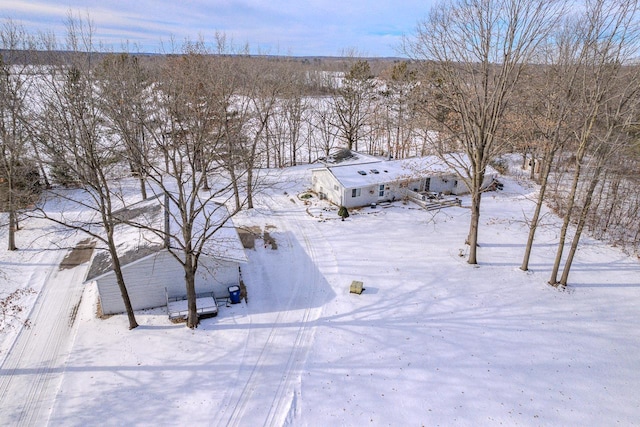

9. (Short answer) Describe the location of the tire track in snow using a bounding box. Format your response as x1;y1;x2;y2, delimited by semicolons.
220;193;329;426
0;247;90;426
264;218;324;426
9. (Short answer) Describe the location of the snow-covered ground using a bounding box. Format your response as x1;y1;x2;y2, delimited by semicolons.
1;165;639;426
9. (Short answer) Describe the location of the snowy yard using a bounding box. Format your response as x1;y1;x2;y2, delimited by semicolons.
1;165;640;426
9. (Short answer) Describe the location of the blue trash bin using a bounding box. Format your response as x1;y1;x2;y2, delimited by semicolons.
228;285;241;304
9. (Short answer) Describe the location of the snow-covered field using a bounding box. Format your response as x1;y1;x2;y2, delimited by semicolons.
1;165;639;426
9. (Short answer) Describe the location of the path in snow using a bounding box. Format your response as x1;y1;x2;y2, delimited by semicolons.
217;190;336;426
0;243;91;426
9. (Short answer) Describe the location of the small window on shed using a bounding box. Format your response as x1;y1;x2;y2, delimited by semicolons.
357;170;367;175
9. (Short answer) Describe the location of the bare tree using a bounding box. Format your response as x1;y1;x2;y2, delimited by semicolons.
0;20;41;251
97;52;151;200
379;61;419;159
135;42;242;328
35;14;139;329
519;16;585;271
548;0;640;286
310;100;340;160
281;83;309;167
406;0;562;264
332;60;376;152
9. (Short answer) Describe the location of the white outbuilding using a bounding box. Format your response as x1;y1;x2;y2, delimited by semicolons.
85;196;247;316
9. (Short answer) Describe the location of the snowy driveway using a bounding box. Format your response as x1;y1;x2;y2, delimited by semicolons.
215;191;335;425
0;246;91;426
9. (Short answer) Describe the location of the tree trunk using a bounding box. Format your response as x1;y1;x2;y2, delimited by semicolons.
559;162;604;286
521;148;556;271
602;174;620;235
30;139;51;189
467;190;482;265
108;241;138;329
185;255;199;328
138;175;147;200
8;208;17;251
529;155;536;180
228;165;241;212
246;167;254;209
549;142;587;285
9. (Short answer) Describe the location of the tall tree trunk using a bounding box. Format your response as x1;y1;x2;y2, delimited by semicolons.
30;139;51;189
8;206;17;251
602;174;620;235
548;162;581;285
138;175;147;200
521;148;556;271
549;137;589;285
246;167;254;209
559;162;604;286
185;255;199;329
108;240;138;329
467;189;482;265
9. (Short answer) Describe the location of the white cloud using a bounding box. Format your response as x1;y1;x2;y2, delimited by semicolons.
1;0;435;56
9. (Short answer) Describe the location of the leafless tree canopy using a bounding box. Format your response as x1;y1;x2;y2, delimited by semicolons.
2;0;640;325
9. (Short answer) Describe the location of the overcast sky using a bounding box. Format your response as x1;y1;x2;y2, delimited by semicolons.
1;1;438;57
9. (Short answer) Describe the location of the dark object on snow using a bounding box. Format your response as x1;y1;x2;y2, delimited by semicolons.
488;179;504;191
338;206;349;221
228;285;241;304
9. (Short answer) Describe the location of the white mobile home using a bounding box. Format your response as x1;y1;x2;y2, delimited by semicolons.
85;196;247;315
311;155;497;209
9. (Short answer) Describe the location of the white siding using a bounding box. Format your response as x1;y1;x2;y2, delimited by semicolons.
96;250;240;315
427;175;457;194
312;169;343;206
452;172;497;195
344;186;376;208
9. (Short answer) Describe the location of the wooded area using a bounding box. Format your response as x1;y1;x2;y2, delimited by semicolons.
1;0;639;327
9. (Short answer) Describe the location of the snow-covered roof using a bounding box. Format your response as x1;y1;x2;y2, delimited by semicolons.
324;155;457;189
85;195;246;281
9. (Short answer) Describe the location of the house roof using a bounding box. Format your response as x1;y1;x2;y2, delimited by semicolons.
323;155;458;189
85;195;246;282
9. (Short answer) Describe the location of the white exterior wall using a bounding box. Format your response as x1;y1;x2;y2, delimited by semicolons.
312;169;343;206
96;250;240;315
344;185;377;208
427;175;457;194
340;178;429;209
453;172;498;195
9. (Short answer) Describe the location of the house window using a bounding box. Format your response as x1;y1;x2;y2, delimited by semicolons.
351;188;361;198
425;177;431;191
378;184;385;197
334;185;339;191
